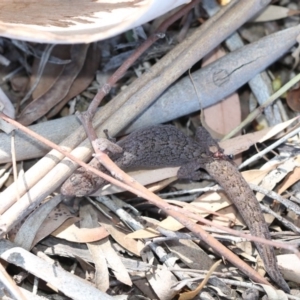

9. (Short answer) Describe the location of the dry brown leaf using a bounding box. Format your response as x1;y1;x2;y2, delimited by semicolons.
80;204;109;291
30;45;71;99
258;117;300;142
126;226;160;239
13;195;62;250
165;239;216;271
253;5;300;22
277;156;300;194
158;216;186;232
80;205;132;287
32;203;76;248
17;44;89;125
134;278;158;299
256;157;299;201
212;203;244;228
259;285;288;300
126;216;161;239
147;176;178;193
98;212;144;257
234;241;256;262
128;194;234;239
10;74;29;93
52;218;109;243
286;86;300;112
101;240;133;287
203;91;241;137
47;43;101;118
241;168;274;185
192;191;231;215
202;47;241;137
277;254;300;284
158;200;211;231
146;267;178;300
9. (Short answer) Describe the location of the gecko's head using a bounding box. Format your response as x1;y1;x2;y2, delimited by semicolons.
61;173;94;197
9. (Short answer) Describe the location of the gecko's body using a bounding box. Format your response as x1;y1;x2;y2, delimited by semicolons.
61;125;206;197
61;125;289;293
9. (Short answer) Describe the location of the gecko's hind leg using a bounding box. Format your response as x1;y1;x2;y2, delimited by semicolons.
195;127;230;159
178;162;209;181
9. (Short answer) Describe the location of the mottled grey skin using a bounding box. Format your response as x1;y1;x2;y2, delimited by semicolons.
61;125;208;197
61;125;289;293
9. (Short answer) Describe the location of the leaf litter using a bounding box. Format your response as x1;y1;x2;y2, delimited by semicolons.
1;1;300;299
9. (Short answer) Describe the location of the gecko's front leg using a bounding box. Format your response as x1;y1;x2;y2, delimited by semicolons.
177;161;209;181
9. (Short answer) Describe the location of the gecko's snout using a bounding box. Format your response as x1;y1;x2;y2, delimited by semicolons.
60;173;96;197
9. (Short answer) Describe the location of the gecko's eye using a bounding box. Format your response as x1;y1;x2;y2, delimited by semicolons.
227;154;234;160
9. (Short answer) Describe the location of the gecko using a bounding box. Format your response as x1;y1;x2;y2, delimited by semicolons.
61;125;290;293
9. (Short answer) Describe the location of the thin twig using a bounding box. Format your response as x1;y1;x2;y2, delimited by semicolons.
158;185;222;197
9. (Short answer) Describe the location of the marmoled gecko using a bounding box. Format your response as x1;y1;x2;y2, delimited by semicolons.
61;125;290;293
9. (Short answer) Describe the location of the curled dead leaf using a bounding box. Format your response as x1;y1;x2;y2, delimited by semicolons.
286;86;300;112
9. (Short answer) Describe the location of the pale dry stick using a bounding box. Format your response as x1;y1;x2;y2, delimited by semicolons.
168;267;236;278
159;186;222;196
0;112;273;287
239;125;300;169
223;73;300;140
0;0;267;214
